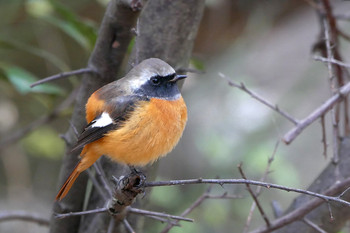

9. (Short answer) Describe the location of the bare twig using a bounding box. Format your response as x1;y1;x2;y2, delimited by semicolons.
86;168;110;201
219;72;299;125
160;185;242;233
244;141;279;232
30;68;96;88
54;207;108;219
0;210;49;226
123;219;135;233
327;202;334;221
320;115;328;158
0;88;77;150
128;207;193;223
314;55;350;69
283;81;350;144
323;16;340;163
249;178;350;233
303;218;327;233
93;161;113;197
107;217;116;233
238;164;270;228
53;206;193;223
145;177;350;207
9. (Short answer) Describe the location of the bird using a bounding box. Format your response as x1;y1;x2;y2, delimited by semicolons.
55;58;188;200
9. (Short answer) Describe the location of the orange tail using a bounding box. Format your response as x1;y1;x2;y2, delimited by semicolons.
55;161;82;201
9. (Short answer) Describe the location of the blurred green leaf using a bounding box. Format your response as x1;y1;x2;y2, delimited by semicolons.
44;0;97;51
22;126;65;159
0;64;65;95
0;38;69;71
190;58;205;71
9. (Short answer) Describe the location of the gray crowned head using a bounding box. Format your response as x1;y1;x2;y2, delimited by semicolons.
124;58;187;100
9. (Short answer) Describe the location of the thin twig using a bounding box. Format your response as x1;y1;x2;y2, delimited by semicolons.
339;186;350;198
145;177;350;207
54;207;108;219
320;115;328;158
323;17;340;163
128;207;194;223
314;55;350;69
238;164;270;228
123;219;136;233
107;217;116;233
303;218;327;233
0;88;78;150
283;81;350;144
244;141;279;232
219;73;299;125
86;168;110;201
148;215;181;226
0;211;50;226
54;205;194;223
93;161;113;197
327;202;334;221
249;178;350;233
30;67;97;88
160;185;242;233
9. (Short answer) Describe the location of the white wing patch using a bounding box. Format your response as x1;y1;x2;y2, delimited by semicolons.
91;112;113;128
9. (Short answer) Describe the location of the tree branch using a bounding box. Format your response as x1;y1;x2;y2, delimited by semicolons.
219;73;299;125
145;178;350;207
0;210;50;226
238;164;271;228
283;81;350;144
249;178;350;233
0;88;77;150
272;137;350;233
30;68;96;88
50;1;142;233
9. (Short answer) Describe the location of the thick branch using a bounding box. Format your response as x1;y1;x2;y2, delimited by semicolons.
80;1;205;232
50;1;142;233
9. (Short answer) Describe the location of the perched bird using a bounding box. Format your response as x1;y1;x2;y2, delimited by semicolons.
56;58;188;200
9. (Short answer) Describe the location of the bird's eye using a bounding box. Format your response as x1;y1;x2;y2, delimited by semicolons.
150;77;161;86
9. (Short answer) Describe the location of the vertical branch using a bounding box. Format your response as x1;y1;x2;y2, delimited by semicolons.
238;164;271;228
80;0;205;232
50;1;142;233
243;141;279;232
323;18;340;163
320;115;328;158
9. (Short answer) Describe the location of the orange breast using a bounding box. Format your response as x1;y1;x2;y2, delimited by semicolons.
88;97;187;166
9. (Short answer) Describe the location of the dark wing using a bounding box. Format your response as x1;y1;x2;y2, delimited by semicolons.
70;95;149;154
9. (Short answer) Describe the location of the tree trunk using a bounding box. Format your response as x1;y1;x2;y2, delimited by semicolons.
50;0;205;232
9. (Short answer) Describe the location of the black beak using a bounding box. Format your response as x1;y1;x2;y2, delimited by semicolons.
169;74;187;83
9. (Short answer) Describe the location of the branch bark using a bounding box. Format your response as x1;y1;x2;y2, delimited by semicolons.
51;0;204;233
80;1;205;232
50;1;142;233
262;137;350;233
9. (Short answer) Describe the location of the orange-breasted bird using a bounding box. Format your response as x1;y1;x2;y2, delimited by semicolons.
55;58;188;200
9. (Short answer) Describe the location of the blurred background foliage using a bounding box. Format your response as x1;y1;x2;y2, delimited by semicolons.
1;0;350;232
